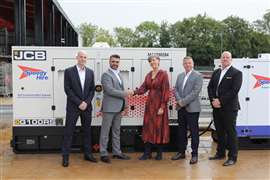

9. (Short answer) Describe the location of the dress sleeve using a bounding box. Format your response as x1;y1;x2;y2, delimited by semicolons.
160;71;170;109
134;74;149;95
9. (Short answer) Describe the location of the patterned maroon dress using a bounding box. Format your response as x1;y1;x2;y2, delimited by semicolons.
134;70;170;144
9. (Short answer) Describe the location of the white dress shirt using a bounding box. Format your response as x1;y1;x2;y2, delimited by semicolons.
109;67;122;84
182;69;193;90
216;65;232;96
76;65;86;90
218;65;232;85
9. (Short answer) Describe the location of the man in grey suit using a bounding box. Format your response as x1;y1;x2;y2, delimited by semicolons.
171;56;203;164
99;54;133;163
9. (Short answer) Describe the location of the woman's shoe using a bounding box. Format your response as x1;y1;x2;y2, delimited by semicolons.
155;152;162;160
139;153;152;160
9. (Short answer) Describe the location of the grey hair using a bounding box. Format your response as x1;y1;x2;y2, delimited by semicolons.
221;51;232;58
148;55;160;62
76;50;87;57
183;56;194;63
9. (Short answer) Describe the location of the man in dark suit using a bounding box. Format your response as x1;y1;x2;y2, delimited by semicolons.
62;50;97;167
208;51;242;166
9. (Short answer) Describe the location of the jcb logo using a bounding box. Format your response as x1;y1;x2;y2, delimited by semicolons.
13;50;46;61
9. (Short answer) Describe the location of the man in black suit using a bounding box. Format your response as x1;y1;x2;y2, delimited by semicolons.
62;50;97;167
208;51;242;166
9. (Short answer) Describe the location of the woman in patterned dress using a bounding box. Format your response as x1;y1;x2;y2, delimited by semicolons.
134;55;170;160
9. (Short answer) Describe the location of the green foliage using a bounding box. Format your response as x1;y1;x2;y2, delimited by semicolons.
222;16;253;58
114;27;136;47
78;23;97;47
253;10;270;35
78;12;270;66
170;14;223;66
159;21;171;48
134;21;160;47
95;28;116;46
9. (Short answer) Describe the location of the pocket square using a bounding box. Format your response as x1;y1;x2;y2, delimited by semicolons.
226;77;232;79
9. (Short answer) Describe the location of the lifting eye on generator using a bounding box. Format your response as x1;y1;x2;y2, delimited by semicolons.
95;85;102;92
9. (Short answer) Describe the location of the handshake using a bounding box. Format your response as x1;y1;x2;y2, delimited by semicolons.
125;89;134;96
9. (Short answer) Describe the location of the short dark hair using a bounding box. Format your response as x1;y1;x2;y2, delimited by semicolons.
148;55;160;62
110;54;120;60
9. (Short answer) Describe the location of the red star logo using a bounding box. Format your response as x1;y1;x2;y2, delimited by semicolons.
253;74;270;89
18;65;42;79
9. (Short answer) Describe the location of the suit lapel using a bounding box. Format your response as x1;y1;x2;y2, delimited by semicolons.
118;73;124;90
179;73;185;94
214;69;221;88
183;71;194;91
108;69;117;82
73;65;83;93
83;68;90;93
219;66;233;87
108;69;123;89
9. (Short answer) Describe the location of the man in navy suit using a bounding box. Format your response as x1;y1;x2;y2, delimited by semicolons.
208;51;242;166
62;50;97;167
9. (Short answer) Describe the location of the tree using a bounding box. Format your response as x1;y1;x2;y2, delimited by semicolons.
78;23;97;47
249;31;270;56
78;13;270;62
114;27;136;47
170;14;223;66
134;21;160;47
78;23;116;47
222;16;253;58
159;21;171;47
253;10;270;35
95;28;116;47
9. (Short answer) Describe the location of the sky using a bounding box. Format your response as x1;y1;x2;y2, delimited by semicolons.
58;0;270;32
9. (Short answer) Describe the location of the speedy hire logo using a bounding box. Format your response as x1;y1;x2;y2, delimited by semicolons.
18;65;48;80
253;74;270;89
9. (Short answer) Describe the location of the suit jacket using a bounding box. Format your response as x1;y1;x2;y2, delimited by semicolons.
175;70;203;112
207;66;242;111
64;65;95;112
101;69;128;113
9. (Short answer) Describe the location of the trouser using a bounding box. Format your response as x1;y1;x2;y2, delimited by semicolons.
177;108;200;156
213;108;238;160
99;112;122;156
62;110;92;156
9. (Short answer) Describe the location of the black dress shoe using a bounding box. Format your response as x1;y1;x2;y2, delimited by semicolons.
62;155;69;167
139;153;152;160
100;156;111;163
171;152;185;160
209;154;225;160
223;159;236;166
189;156;198;164
84;154;98;163
112;153;130;160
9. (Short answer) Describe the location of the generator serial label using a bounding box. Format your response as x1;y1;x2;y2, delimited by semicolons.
14;119;62;126
148;52;169;57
